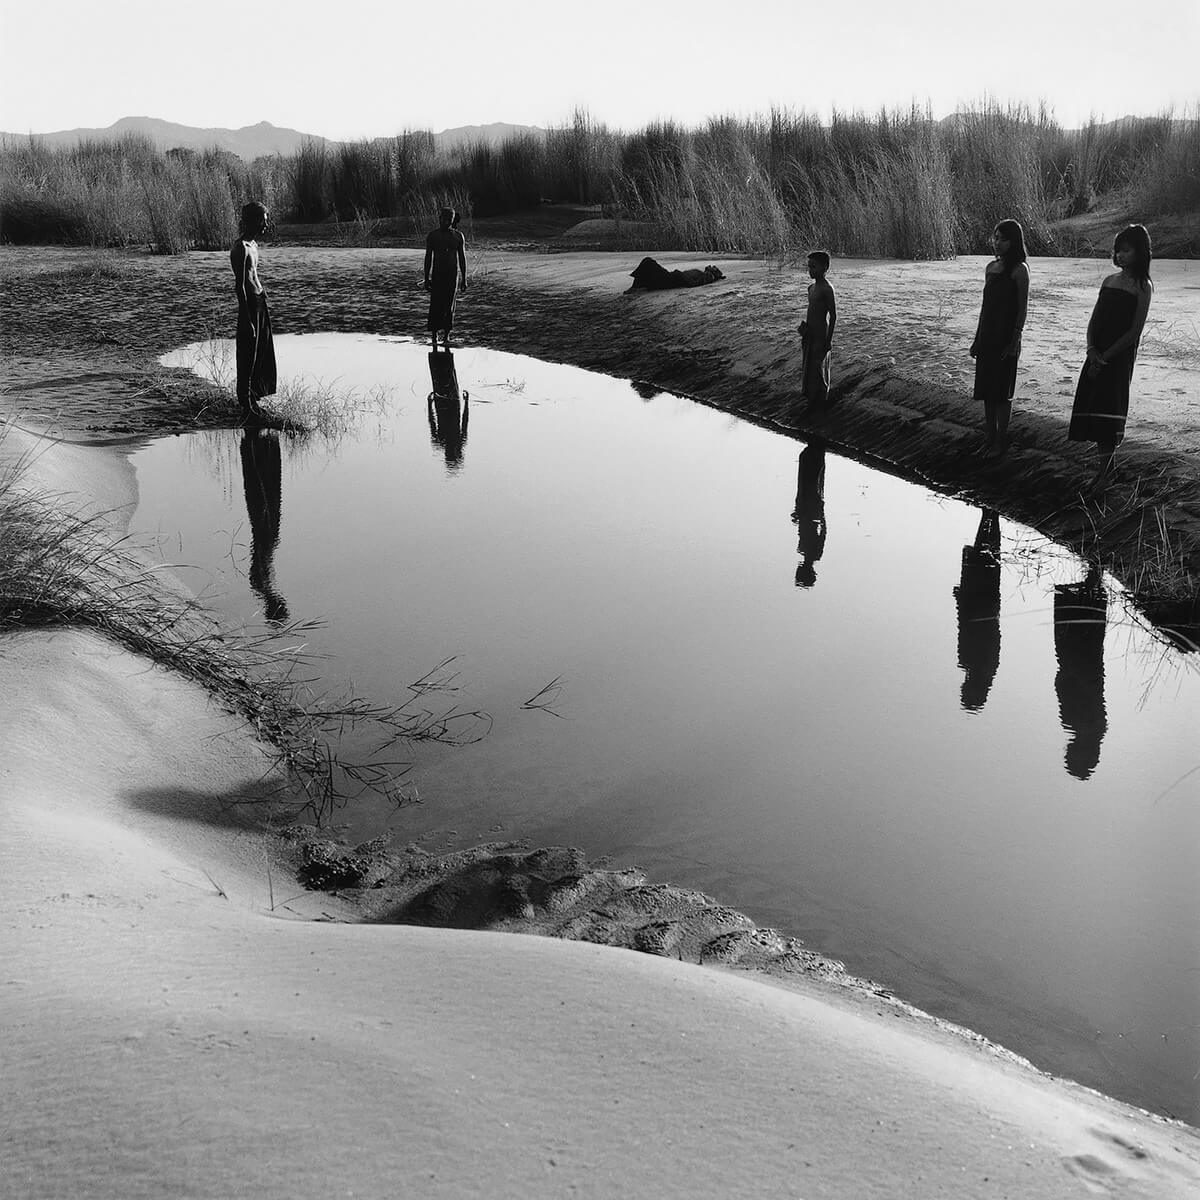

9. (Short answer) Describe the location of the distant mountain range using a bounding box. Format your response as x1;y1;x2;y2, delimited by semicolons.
0;116;543;160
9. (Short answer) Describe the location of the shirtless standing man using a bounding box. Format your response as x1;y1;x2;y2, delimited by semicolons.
798;251;837;406
231;201;277;419
423;207;467;350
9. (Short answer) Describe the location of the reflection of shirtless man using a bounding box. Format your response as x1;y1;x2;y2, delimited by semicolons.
798;251;837;405
231;201;276;417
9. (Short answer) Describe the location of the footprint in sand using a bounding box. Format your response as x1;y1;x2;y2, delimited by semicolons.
1062;1126;1152;1195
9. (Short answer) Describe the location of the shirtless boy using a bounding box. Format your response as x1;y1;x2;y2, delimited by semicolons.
798;251;837;406
230;201;277;419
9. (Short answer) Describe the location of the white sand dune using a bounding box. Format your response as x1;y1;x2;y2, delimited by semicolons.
3;430;1199;1200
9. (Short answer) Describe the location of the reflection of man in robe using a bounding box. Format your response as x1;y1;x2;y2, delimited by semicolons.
791;441;826;588
239;429;289;624
953;509;1001;712
1054;565;1108;780
427;350;469;470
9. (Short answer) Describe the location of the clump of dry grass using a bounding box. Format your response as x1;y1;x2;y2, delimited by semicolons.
139;334;395;440
37;254;142;284
1139;315;1200;367
1076;463;1200;650
265;377;393;441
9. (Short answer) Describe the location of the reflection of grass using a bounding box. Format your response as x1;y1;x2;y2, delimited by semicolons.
477;376;527;395
521;675;567;719
970;511;1197;663
0;428;488;824
1077;467;1200;651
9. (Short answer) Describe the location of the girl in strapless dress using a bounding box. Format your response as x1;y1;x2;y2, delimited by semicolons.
969;219;1029;460
1068;224;1154;492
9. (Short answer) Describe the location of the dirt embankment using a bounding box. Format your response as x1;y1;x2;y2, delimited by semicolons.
3;243;1198;635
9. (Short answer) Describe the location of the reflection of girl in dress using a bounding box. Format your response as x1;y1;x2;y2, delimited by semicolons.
1068;224;1154;493
969;219;1029;460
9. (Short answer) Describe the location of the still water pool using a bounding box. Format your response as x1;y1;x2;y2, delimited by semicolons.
137;333;1199;1123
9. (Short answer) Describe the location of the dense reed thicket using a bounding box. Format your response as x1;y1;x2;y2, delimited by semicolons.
0;134;293;252
2;105;1195;258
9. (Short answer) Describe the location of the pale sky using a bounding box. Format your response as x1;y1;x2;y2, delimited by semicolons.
2;0;1197;138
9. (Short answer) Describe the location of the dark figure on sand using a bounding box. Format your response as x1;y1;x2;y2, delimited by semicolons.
969;220;1029;460
798;252;836;406
427;351;469;470
231;201;277;420
424;208;467;349
791;441;827;588
628;257;725;290
953;509;1002;712
239;428;289;624
1053;565;1108;780
1068;224;1154;493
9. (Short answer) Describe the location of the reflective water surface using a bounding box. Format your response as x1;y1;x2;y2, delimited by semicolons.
139;334;1200;1123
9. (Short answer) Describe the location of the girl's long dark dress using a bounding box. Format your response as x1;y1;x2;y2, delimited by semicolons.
1068;286;1139;448
972;268;1021;404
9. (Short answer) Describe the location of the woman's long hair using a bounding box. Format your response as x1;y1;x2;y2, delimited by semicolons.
994;219;1027;268
1113;224;1152;285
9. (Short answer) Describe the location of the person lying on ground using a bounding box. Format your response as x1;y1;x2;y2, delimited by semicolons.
628;257;725;291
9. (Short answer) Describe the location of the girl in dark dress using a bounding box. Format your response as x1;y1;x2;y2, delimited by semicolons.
1069;224;1154;492
969;219;1029;459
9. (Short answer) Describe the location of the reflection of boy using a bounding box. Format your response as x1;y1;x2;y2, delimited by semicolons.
798;251;836;405
791;442;827;589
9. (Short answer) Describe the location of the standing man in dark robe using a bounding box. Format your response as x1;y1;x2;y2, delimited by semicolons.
423;207;467;350
231;201;277;420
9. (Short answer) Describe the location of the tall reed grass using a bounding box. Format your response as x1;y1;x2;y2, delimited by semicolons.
0;134;276;251
2;105;1195;258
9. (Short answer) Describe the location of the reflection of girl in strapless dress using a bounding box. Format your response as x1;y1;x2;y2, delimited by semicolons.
1068;224;1154;492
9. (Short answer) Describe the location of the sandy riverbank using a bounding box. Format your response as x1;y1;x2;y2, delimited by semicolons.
4;245;1200;1196
6;606;1199;1198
